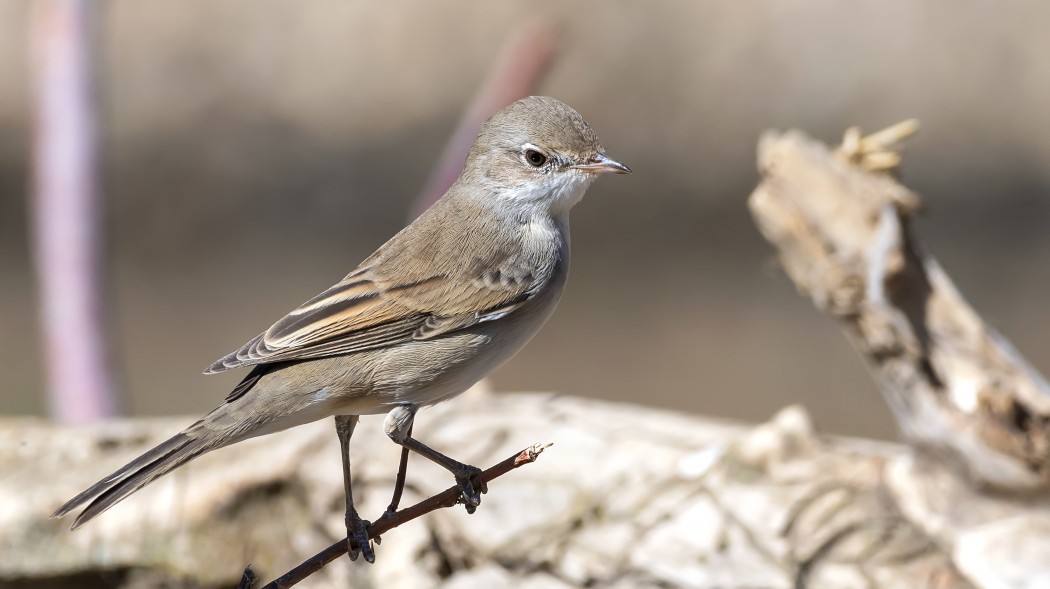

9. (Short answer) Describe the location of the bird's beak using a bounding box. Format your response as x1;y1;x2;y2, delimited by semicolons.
573;153;632;175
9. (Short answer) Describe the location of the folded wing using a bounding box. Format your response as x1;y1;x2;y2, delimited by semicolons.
204;262;540;374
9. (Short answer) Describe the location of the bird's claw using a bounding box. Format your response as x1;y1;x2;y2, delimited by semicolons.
345;516;374;563
454;465;486;513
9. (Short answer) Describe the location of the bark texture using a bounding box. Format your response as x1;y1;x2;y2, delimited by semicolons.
749;124;1050;492
7;388;1046;589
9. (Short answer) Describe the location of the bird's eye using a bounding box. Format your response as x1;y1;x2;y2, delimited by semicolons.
524;148;548;167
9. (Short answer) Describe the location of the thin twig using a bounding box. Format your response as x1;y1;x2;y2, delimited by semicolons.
408;19;560;217
259;443;552;589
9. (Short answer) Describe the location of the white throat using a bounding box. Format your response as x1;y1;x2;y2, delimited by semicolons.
499;171;595;220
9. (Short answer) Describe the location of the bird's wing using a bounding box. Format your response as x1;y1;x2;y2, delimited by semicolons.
204;260;543;374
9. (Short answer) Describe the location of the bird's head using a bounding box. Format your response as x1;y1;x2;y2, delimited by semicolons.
462;96;630;216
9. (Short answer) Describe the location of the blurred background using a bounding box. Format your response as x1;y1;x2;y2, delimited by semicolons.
3;0;1050;441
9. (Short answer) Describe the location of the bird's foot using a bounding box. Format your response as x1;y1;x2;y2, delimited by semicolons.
345;514;374;563
453;464;487;514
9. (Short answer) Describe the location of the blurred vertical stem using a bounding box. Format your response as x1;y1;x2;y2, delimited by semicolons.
409;19;560;217
30;0;119;422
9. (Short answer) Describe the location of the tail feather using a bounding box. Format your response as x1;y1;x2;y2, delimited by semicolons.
53;429;213;529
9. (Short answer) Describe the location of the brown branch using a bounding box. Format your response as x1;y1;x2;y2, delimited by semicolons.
408;19;560;218
256;443;552;589
30;0;120;423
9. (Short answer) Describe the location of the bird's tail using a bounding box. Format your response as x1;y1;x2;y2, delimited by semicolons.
52;419;226;529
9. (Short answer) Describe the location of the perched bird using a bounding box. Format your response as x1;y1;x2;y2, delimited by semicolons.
53;96;630;562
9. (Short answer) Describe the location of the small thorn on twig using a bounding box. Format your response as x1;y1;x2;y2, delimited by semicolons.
259;443;553;589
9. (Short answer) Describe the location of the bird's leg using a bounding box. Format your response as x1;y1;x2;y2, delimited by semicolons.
384;421;412;518
383;405;487;513
334;414;374;563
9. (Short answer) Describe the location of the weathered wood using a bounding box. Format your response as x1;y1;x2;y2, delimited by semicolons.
749;123;1050;492
2;389;986;589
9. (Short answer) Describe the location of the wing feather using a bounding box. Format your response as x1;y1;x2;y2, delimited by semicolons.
204;264;541;374
205;202;564;375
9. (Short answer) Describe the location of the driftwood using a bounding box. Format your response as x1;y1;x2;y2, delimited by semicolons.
749;122;1050;492
3;389;972;589
748;124;1050;587
6;125;1050;588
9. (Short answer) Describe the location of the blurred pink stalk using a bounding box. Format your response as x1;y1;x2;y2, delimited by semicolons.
30;0;119;423
410;19;561;217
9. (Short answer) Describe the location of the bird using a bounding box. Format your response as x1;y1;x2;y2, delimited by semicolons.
53;96;630;563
